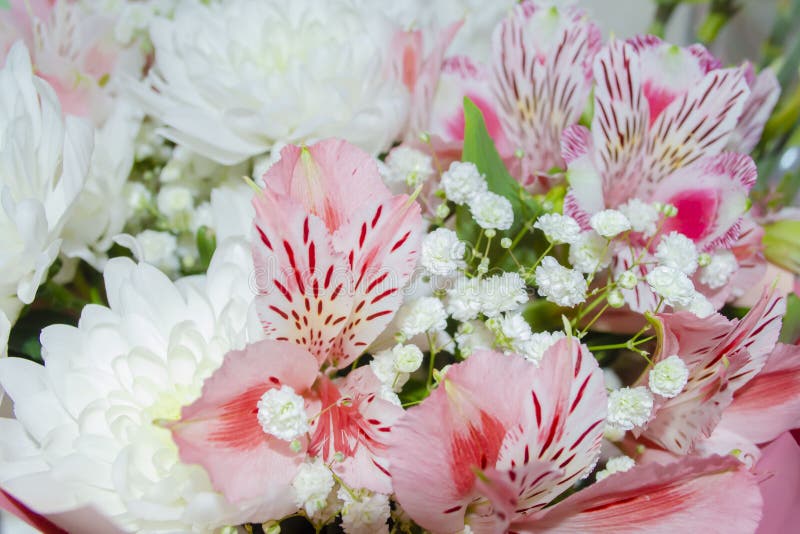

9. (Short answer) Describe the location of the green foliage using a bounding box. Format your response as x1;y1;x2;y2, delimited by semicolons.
763;219;800;274
781;293;800;344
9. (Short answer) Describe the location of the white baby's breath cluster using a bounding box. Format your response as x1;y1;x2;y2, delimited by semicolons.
590;209;631;238
619;199;660;236
398;297;449;338
534;257;587;307
385;146;435;188
421;228;466;276
607;386;654;431
648;355;690;398
441;161;487;204
533;213;581;244
596;456;635;481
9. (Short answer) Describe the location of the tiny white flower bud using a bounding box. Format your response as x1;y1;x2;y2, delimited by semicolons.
616;270;638;290
607;289;625;308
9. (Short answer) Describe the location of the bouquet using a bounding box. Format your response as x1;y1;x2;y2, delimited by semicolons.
1;0;800;533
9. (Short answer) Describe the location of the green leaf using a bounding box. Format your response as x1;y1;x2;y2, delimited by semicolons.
456;97;544;263
780;293;800;344
763;219;800;274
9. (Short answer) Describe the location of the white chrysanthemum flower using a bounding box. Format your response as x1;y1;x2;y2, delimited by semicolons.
392;344;424;374
133;0;408;164
516;331;566;364
257;385;309;441
135;229;180;274
596;456;635;481
645;266;696;308
699;250;738;289
385;146;434;187
655;231;699;275
569;231;611;274
292;457;335;518
478;272;529;317
420;228;466;276
447;276;484;321
535;257;587;307
0;43;92;323
0;240;265;531
454;320;494;357
589;209;631;238
440;161;487;204
398;296;448;338
338;488;391;534
649;355;690;398
468;191;514;231
619;199;659;236
533;213;581;244
607;386;654;431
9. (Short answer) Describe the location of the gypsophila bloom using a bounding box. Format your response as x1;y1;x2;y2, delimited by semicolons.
535;257;587;307
533;213;581;244
385;146;434;187
655;231;699;275
596;456;636;481
619;199;660;236
338;488;391;534
156;185;194;228
454;321;494;357
590;209;631;238
378;384;402;406
370;349;406;390
699;250;738;289
447;276;483;321
516;331;566;364
616;270;638;290
645;266;696;308
478;272;529;317
469;191;514;230
420;228;466;276
292;457;335;518
607;289;625;308
440;161;487;204
684;292;715;318
569;231;612;274
136;229;180;273
497;313;532;345
393;344;424;373
604;424;627;442
649;355;690;398
607;386;654;431
398;297;448;338
125;182;152;215
256;385;309;441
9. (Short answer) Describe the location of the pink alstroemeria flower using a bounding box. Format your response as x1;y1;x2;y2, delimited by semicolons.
632;290;786;455
388;339;607;532
563;36;755;252
169;340;402;520
253;139;424;369
491;0;601;189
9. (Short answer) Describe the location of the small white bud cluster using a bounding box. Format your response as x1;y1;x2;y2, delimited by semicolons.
533;213;582;244
590;209;631;238
385;146;434;187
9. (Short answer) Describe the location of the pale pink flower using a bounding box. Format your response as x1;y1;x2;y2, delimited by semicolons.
388;339;607;532
491;0;601;188
253;139;424;369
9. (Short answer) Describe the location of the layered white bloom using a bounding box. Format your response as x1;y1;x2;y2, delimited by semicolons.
589;209;631;238
469;191;514;230
385;146;434;187
338;488;391;534
257;385;309;441
699;250;738;289
420;228;466;276
607;387;654;431
645;266;696;308
516;331;566;364
533;213;581;244
370;349;407;391
393;344;424;374
496;313;532;345
454;320;494;357
569;231;611;274
619;199;659;236
478;272;528;317
447;276;484;321
683;291;715;318
0;43;92;322
649;355;690;398
596;456;635;481
134;0;408;164
535;257;587;307
398;297;448;338
0;240;266;531
655;231;699;275
292;457;335;519
440;161;487;204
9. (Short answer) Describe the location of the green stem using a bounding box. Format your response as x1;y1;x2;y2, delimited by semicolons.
426;332;439;391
